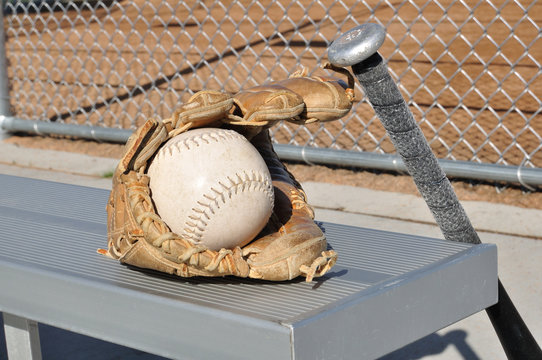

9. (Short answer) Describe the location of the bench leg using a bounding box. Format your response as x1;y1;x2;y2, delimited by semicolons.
2;313;42;360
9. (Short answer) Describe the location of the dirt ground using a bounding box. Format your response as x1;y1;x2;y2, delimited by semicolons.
5;133;542;210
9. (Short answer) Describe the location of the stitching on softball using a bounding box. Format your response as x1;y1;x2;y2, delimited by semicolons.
155;129;245;161
182;170;274;244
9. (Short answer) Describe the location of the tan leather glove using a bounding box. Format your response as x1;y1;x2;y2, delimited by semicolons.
101;66;354;281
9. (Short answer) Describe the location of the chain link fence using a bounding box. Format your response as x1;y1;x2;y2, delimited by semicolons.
2;0;541;178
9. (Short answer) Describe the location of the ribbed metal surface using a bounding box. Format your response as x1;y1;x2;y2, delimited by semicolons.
0;174;106;224
0;174;475;324
328;224;472;276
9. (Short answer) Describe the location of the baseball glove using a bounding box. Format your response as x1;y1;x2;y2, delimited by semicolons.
100;64;354;282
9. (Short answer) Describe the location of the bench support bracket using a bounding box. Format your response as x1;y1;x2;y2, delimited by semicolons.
3;313;42;360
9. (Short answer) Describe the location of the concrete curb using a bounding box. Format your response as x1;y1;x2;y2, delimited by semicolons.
303;182;542;239
0;142;118;178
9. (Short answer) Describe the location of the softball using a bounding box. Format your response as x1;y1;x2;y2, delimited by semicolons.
147;128;274;251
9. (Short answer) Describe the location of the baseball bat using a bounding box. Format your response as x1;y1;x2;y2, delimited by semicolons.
327;23;541;359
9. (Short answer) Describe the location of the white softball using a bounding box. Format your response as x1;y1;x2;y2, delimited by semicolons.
147;128;274;251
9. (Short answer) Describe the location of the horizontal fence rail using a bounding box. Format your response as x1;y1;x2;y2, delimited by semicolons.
1;0;541;185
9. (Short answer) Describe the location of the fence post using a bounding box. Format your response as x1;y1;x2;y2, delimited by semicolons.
0;7;13;139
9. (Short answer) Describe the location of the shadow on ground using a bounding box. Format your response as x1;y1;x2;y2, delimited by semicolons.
378;330;481;360
0;312;166;359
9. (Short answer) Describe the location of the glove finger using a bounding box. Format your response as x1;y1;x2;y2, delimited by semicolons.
168;90;233;135
227;84;305;126
274;64;355;124
117;118;167;174
242;217;330;281
117;90;233;174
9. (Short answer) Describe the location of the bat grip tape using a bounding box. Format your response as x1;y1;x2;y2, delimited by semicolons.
353;54;480;244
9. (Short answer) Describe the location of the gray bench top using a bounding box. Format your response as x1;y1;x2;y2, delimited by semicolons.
0;174;497;359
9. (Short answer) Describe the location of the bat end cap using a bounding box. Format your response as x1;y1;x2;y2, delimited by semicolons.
328;23;386;67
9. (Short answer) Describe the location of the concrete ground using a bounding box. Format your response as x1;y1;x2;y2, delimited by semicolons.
0;142;541;359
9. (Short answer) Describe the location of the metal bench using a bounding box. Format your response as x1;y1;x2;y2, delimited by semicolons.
0;173;497;359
